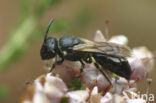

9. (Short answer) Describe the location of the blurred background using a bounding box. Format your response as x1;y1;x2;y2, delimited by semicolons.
0;0;156;103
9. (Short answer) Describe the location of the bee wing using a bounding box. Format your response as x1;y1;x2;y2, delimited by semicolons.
73;41;131;58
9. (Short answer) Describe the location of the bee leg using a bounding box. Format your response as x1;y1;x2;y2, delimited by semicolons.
91;57;112;85
56;58;64;64
50;58;64;72
95;64;112;85
50;62;56;72
80;60;85;73
94;63;100;68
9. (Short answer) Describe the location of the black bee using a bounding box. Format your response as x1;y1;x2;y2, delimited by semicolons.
40;19;132;83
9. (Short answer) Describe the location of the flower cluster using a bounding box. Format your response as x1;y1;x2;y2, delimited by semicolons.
20;30;154;103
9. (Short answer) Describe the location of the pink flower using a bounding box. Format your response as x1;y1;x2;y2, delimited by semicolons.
129;46;154;80
21;29;154;103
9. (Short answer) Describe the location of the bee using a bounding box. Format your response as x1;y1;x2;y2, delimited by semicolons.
40;18;132;84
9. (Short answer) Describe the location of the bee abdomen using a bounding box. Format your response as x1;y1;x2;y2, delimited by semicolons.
93;53;131;80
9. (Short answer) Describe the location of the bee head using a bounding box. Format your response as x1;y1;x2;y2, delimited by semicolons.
40;18;58;60
40;37;58;60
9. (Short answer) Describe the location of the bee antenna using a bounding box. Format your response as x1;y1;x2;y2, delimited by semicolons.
44;18;54;42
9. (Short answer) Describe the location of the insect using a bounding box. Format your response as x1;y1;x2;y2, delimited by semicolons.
40;18;132;84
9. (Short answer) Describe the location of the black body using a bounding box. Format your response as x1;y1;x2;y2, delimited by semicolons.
40;35;85;61
59;36;85;61
40;18;132;80
93;54;131;80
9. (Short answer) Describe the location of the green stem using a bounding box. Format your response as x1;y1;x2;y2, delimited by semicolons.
0;16;38;71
